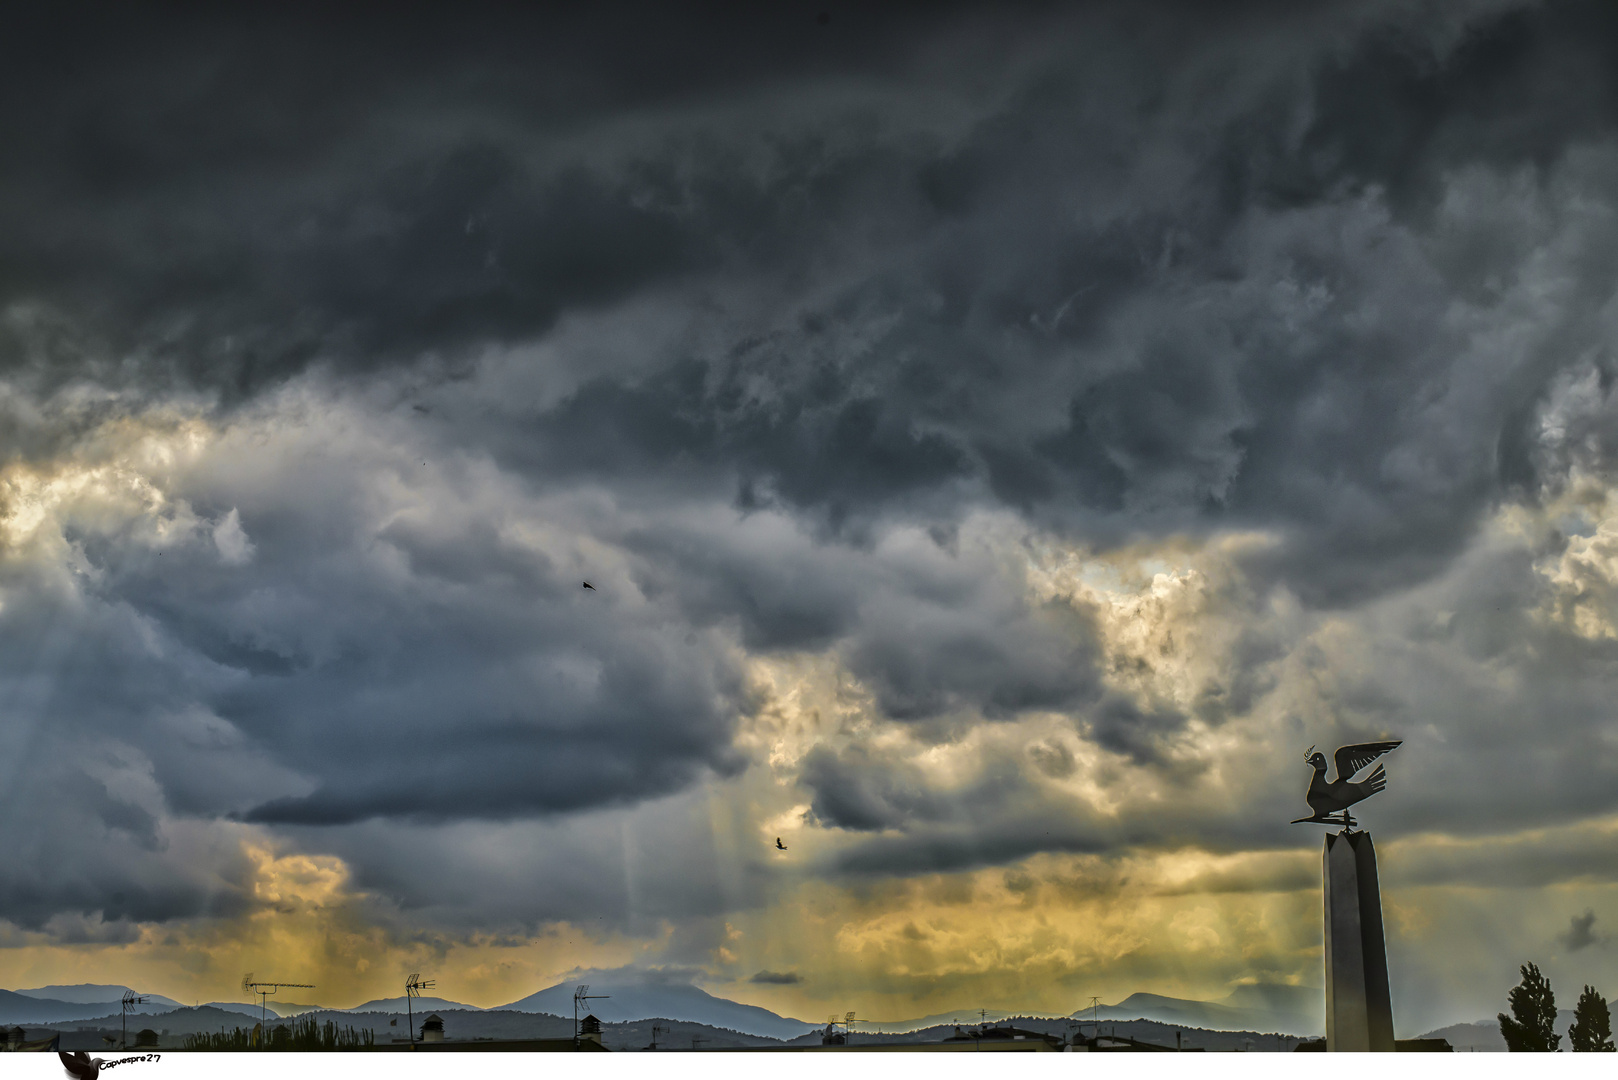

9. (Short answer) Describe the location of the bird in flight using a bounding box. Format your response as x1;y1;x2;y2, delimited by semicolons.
582;582;595;590
1292;740;1401;826
775;837;787;851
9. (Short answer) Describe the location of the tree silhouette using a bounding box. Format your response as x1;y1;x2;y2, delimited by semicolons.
1499;963;1560;1052
1568;986;1614;1052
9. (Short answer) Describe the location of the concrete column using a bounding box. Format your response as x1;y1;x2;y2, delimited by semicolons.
1324;830;1395;1051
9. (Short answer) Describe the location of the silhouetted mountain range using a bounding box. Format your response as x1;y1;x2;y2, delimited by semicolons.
42;977;1567;1044
0;977;1323;1038
1069;984;1323;1036
850;1009;1016;1033
17;985;184;1008
1416;1005;1608;1052
0;987;188;1025
496;980;816;1041
18;976;1574;1052
338;995;482;1015
199;1000;324;1018
1418;1020;1507;1052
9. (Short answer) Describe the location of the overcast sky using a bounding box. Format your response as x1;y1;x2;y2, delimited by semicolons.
4;0;1618;1034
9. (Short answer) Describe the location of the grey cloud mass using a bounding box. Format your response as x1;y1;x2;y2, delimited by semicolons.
1561;910;1602;953
4;0;1618;950
751;970;803;985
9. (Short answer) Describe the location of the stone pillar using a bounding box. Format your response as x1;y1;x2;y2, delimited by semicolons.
1324;830;1395;1051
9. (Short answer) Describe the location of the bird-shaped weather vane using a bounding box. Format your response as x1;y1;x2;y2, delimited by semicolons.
1291;740;1402;829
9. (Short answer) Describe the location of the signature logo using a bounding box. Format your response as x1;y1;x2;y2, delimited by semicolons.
60;1051;161;1079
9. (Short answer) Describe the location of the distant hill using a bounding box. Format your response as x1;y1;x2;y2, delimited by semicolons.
50;1006;792;1052
788;1016;1309;1052
498;980;815;1040
1418;1005;1601;1052
338;995;483;1015
1069;984;1322;1036
44;1005;278;1051
16;985;184;1008
1419;1020;1505;1051
0;989;182;1025
203;1000;324;1018
841;987;1320;1037
29;1005;1320;1053
1222;982;1319;1020
850;1009;1016;1034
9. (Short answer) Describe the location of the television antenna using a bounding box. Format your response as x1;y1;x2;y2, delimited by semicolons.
646;1022;665;1050
242;973;315;1044
121;991;147;1050
844;1011;857;1042
573;984;608;1048
405;973;435;1051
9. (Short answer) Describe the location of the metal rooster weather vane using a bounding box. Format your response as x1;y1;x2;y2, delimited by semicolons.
1291;740;1402;829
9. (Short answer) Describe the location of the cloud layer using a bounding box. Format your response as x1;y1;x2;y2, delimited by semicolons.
4;0;1618;1032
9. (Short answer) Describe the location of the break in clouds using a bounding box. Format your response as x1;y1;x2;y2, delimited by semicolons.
3;1;1618;1021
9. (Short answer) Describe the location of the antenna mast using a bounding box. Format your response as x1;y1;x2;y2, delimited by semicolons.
405;973;435;1051
573;984;609;1048
120;991;147;1050
241;974;315;1047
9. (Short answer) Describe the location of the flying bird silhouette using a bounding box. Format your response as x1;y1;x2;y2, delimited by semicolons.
775;837;787;851
1292;740;1402;826
582;582;595;590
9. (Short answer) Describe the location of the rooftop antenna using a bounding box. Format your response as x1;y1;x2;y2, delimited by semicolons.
405;973;435;1052
121;991;147;1050
573;984;608;1048
647;1022;665;1051
1086;995;1100;1036
242;973;315;1047
844;1011;857;1043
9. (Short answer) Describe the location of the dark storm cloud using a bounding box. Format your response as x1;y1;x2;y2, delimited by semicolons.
802;744;943;832
0;417;761;931
0;747;257;930
9;0;1618;934
1087;693;1190;767
828;813;1114;879
751;970;803;985
517;366;974;528
619;505;1105;720
300;789;769;932
844;589;1100;722
1;2;1609;576
799;516;1618;879
114;458;748;826
0;2;999;397
416;0;1618;605
1560;910;1602;953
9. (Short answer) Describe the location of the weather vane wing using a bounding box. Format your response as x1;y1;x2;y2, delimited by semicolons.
1333;740;1401;783
1292;740;1401;828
